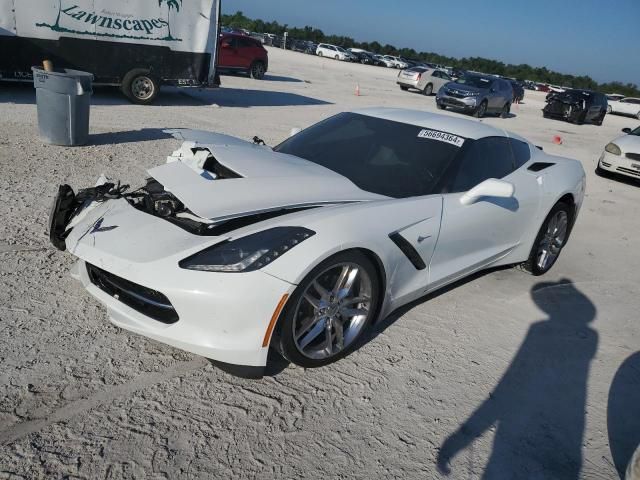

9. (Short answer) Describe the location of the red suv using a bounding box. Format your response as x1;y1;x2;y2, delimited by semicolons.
218;33;269;80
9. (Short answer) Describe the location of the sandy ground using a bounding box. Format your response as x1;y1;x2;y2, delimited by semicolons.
0;46;639;479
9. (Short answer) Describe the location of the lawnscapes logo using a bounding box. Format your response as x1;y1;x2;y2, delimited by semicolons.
36;0;183;41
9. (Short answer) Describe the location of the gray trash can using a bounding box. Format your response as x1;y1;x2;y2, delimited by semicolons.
32;67;93;146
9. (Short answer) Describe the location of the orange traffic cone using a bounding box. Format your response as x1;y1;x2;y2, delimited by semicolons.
355;83;360;96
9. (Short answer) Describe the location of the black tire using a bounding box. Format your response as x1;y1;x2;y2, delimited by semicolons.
121;69;160;105
400;86;409;91
594;113;604;126
500;102;511;118
250;61;266;80
636;112;640;120
423;83;433;96
334;54;339;60
520;202;572;276
318;51;323;57
276;251;381;368
474;100;488;118
437;102;446;110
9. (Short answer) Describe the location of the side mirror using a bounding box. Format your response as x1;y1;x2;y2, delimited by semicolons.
622;128;632;134
289;127;301;137
460;178;515;206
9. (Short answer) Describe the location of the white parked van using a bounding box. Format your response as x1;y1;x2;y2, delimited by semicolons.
0;0;221;104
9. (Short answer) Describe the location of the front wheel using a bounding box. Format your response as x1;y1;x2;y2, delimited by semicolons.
520;202;571;275
607;105;612;113
277;251;380;368
400;85;409;91
436;102;446;110
474;100;488;118
423;83;433;96
121;69;160;105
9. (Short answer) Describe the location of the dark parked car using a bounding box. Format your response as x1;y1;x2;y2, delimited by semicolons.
218;33;269;79
350;51;375;64
543;89;608;125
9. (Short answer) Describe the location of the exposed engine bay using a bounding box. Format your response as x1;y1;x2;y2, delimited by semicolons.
49;147;316;250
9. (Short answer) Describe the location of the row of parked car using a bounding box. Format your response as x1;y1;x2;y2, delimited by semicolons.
394;66;626;128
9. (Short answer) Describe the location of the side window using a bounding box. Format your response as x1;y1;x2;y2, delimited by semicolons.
450;137;515;192
442;72;452;81
508;138;531;169
432;71;441;78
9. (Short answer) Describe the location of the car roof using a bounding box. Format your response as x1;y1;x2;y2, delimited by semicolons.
352;107;507;140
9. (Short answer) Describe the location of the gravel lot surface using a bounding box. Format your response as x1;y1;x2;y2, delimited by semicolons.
1;47;639;479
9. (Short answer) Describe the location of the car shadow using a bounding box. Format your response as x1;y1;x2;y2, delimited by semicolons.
0;82;331;108
607;351;640;478
436;279;598;479
89;128;173;145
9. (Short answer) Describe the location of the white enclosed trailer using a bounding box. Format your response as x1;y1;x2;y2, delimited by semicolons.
0;0;221;103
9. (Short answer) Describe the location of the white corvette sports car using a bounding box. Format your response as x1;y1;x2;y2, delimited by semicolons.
50;108;586;375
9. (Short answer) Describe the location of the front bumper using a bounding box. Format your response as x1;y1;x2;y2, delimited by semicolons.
436;94;479;111
599;151;640;179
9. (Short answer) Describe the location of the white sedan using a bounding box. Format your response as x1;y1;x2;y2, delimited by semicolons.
49;109;586;376
608;97;640;119
597;126;640;180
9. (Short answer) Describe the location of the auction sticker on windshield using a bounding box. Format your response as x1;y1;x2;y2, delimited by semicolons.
417;129;465;147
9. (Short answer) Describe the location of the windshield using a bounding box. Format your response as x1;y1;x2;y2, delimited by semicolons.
630;126;640;136
455;76;493;89
274;113;464;198
336;46;347;53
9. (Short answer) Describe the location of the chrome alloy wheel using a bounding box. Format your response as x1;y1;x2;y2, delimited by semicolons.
292;263;372;360
536;210;568;271
131;76;155;101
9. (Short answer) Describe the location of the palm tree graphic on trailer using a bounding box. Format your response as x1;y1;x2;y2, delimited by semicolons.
159;0;182;40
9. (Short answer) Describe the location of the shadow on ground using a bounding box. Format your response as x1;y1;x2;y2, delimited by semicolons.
0;83;331;108
435;279;598;479
89;128;173;145
608;351;640;478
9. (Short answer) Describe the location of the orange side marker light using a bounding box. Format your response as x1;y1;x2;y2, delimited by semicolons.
262;294;289;347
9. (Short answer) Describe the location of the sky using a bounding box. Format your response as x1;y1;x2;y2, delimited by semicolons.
222;0;639;85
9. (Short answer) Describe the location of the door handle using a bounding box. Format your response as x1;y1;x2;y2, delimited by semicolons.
417;235;431;243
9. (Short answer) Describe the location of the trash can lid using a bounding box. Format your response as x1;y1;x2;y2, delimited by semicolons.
31;67;94;95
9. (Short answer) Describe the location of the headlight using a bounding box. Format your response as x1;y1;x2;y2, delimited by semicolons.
605;143;621;156
179;227;315;273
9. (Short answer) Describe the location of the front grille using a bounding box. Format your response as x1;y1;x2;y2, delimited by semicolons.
86;263;179;324
617;167;640;177
626;152;640;161
601;161;611;167
445;89;467;99
442;98;467;108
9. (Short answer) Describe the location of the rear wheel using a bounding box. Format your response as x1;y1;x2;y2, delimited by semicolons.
423;83;433;96
334;54;339;60
520;202;571;276
500;102;511;118
636;112;640;120
318;51;323;57
277;251;381;368
474;100;488;118
400;86;409;91
121;69;159;105
250;61;266;79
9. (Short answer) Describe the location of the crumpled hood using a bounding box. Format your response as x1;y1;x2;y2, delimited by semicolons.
149;143;386;220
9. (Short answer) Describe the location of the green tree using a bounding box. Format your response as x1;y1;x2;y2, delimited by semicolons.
158;0;182;40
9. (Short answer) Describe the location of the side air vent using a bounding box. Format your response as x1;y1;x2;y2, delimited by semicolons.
389;232;426;270
528;162;555;172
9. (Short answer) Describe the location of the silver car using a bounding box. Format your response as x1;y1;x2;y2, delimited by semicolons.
397;67;452;96
436;74;514;118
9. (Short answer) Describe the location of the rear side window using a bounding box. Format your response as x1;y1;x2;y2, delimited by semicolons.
508;139;531;169
449;137;515;192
